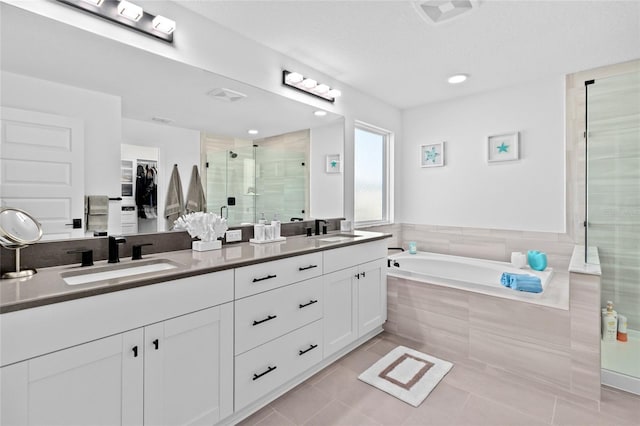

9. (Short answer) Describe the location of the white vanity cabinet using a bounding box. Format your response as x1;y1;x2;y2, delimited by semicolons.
0;271;234;426
323;241;387;358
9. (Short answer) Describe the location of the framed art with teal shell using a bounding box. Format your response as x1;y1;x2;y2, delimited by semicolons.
420;142;444;168
326;154;341;173
487;131;519;163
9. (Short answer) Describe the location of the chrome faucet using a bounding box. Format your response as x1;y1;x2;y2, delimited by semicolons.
108;236;126;263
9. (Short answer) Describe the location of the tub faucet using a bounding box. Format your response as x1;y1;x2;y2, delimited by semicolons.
388;247;405;252
314;219;327;236
108;236;126;263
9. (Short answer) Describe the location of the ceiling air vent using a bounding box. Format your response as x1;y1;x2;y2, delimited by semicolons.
206;88;248;102
413;0;477;25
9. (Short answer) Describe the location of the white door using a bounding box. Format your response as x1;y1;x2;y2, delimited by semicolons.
144;304;234;426
357;259;387;337
0;107;84;239
323;267;358;358
0;330;143;426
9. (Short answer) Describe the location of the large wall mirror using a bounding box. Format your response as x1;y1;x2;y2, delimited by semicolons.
0;3;344;240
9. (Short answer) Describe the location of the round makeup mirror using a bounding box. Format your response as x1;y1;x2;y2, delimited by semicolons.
0;207;43;279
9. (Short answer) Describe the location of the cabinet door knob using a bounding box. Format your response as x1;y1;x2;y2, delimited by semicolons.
152;339;159;350
132;346;138;357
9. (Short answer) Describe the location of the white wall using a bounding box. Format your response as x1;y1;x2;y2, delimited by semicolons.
400;77;566;232
1;71;123;234
122;118;201;231
310;119;344;219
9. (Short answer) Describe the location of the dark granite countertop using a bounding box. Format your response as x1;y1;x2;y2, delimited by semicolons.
1;231;390;314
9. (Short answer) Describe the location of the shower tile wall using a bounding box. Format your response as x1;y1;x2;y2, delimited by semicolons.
255;130;310;222
587;70;640;330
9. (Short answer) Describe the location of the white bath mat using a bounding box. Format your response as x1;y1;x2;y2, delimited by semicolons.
358;346;453;407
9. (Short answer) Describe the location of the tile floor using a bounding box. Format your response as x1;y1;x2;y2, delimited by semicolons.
237;332;640;426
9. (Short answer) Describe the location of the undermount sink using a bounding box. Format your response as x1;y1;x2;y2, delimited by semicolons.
62;259;180;286
317;233;359;243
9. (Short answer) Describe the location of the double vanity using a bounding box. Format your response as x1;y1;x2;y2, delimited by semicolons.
0;231;389;425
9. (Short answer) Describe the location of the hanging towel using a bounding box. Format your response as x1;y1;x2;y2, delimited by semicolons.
500;273;543;293
186;165;206;213
86;195;109;231
164;164;184;230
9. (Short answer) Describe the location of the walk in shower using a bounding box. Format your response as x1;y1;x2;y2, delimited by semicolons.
586;70;640;395
202;129;310;226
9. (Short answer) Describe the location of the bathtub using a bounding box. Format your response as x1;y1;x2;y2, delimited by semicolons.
387;251;553;297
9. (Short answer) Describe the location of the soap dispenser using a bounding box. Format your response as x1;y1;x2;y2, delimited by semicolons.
271;213;281;239
258;212;267;225
601;301;618;341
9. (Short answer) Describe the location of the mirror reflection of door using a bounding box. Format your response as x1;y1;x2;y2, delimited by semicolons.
0;107;85;240
121;144;160;235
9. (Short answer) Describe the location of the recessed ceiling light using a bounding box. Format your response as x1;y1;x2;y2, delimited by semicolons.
447;74;468;84
314;110;328;117
117;0;143;22
248;129;259;135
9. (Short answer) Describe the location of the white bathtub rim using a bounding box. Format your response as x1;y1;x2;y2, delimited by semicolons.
387;251;567;310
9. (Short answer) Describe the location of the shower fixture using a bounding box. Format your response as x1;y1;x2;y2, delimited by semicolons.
229;151;238;159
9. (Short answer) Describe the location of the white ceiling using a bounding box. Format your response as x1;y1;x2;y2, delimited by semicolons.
179;0;640;109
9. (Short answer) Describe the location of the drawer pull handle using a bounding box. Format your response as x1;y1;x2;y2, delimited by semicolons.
253;274;277;283
132;346;138;358
299;344;318;356
299;299;318;309
298;264;318;271
253;365;277;381
152;339;159;350
361;271;366;278
253;315;277;326
355;273;360;279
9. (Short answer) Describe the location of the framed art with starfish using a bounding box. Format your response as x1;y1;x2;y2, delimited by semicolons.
487;132;519;163
420;142;445;168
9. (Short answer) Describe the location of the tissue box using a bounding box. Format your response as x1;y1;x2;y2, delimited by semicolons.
192;240;222;252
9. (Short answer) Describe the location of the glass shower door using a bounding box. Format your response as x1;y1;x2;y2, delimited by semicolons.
586;70;640;393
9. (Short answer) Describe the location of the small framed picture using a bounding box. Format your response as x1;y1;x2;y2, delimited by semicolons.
326;154;341;173
487;132;519;163
420;142;445;168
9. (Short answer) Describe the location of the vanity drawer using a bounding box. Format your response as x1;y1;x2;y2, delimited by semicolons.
235;277;323;355
235;319;323;411
324;240;387;274
235;252;323;298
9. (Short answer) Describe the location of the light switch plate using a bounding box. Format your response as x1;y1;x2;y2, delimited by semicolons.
225;230;242;242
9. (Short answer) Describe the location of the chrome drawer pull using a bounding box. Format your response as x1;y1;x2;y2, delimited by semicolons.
299;299;318;309
252;274;277;283
253;314;277;326
253;365;277;381
298;264;318;271
299;344;318;356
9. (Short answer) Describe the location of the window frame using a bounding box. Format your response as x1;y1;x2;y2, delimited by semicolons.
353;121;393;227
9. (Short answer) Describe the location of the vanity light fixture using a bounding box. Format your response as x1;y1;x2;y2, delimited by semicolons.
80;0;104;6
314;110;328;117
248;129;259;135
282;70;341;103
447;74;468;84
55;0;175;42
117;0;143;22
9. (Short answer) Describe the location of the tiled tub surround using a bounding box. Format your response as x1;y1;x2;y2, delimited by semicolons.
385;245;603;403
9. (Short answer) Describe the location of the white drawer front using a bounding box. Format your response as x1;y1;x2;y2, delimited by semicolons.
323;240;387;274
235;252;323;298
235;277;323;355
235;320;323;411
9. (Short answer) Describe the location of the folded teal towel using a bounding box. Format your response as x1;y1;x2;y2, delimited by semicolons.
500;273;542;293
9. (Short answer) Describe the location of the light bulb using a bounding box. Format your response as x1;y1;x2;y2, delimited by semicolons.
302;78;317;89
285;72;304;84
248;129;259;135
314;110;328;117
447;74;468;84
152;15;176;34
117;0;143;22
328;89;342;98
314;84;330;94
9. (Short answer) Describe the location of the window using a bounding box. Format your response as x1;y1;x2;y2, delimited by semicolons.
354;122;392;226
